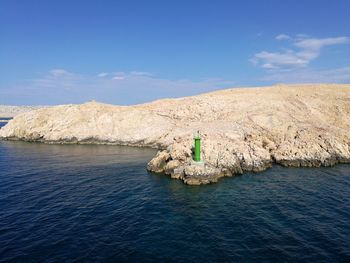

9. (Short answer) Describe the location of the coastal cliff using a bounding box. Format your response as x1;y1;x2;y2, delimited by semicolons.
1;84;350;184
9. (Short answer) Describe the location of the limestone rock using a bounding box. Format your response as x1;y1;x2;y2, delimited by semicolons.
0;105;45;118
164;159;183;175
147;151;170;173
183;164;224;185
1;84;350;185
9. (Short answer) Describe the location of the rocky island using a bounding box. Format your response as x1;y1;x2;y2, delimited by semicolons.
1;84;349;185
0;105;45;118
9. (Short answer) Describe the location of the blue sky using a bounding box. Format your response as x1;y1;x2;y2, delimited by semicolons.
1;0;350;105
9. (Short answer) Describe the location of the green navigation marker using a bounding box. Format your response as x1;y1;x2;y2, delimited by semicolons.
194;131;201;162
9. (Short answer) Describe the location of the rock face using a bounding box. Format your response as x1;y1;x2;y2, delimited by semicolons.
1;84;350;185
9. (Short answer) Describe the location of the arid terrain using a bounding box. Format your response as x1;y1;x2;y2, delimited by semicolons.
1;84;349;184
0;105;45;118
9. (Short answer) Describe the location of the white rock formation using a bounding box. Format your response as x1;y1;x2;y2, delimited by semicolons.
0;105;46;118
1;84;350;184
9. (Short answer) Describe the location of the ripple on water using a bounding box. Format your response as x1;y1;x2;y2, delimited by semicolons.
0;141;349;262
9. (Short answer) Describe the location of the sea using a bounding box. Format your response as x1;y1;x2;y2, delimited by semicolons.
0;121;349;262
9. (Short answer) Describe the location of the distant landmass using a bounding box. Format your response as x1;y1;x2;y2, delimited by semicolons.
0;105;46;118
1;84;349;185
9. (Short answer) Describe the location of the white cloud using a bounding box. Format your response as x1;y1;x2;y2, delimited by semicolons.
275;34;291;41
295;37;348;50
261;66;350;83
113;71;125;75
295;34;310;40
49;69;72;77
248;57;258;66
111;72;125;80
295;37;349;62
4;69;236;105
32;69;81;90
251;35;349;70
112;76;125;80
255;50;307;68
97;72;108;77
110;71;152;80
130;71;152;76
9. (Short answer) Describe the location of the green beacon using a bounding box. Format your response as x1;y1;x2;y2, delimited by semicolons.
194;131;201;162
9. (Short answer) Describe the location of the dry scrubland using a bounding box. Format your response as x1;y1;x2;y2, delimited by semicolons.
1;84;349;184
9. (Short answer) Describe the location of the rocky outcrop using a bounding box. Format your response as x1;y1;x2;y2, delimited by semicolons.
0;105;46;118
1;84;350;185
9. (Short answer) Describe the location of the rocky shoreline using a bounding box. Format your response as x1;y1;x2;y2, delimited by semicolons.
1;84;349;185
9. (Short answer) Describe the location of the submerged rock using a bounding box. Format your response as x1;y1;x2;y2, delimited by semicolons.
1;84;350;185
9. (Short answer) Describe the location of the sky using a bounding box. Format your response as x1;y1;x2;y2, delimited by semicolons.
1;0;350;105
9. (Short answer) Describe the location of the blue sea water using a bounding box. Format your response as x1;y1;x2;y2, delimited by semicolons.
0;131;349;262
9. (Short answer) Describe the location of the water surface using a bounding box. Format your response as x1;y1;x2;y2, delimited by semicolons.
0;120;11;129
0;140;349;262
